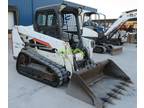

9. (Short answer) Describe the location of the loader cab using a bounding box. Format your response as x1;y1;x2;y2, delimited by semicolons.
60;5;83;49
83;12;106;33
34;7;60;38
34;4;83;49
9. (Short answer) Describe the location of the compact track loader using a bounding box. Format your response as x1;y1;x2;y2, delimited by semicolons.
12;1;132;108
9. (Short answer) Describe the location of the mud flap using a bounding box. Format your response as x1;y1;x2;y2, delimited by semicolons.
67;59;132;108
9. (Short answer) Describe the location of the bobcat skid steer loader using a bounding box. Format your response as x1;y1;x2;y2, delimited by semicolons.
12;1;132;108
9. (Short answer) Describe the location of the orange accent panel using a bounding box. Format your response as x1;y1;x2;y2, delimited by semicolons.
33;38;52;48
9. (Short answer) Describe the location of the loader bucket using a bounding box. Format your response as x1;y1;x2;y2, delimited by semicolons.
110;46;123;55
67;59;132;108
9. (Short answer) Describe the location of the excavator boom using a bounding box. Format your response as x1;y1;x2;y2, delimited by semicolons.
105;9;137;36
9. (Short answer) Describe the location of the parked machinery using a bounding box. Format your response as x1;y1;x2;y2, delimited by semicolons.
12;2;132;108
82;9;137;54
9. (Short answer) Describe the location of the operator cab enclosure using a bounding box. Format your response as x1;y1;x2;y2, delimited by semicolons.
34;2;83;48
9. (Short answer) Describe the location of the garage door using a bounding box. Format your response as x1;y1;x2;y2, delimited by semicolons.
8;12;14;30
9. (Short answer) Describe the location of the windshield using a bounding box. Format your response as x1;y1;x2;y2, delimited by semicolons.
62;13;78;33
60;10;81;49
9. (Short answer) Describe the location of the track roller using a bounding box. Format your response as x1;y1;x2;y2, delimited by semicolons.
16;52;69;87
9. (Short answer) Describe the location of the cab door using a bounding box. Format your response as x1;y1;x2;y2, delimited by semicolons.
35;9;60;39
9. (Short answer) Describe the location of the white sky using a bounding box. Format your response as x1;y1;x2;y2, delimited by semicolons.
67;0;137;19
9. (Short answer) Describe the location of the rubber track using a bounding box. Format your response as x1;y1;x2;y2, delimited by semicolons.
18;48;70;86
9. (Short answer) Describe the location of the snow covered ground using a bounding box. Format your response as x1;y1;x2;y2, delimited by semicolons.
8;39;137;108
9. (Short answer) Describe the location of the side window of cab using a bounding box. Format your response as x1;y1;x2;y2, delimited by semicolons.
37;13;46;26
35;10;60;39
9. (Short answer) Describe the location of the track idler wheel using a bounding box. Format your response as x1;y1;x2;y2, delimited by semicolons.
16;53;31;72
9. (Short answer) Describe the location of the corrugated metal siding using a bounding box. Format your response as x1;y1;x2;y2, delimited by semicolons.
8;0;63;25
8;0;17;5
32;0;63;23
33;0;62;10
9;0;33;25
18;0;33;25
8;0;97;26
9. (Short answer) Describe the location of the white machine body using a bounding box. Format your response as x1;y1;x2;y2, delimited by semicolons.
12;25;94;74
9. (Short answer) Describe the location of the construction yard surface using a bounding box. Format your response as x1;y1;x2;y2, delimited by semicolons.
8;39;137;108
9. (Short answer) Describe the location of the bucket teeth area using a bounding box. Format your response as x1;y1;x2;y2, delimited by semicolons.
66;60;132;108
120;82;130;87
115;85;127;91
89;76;130;105
101;98;114;104
111;89;124;95
107;93;120;100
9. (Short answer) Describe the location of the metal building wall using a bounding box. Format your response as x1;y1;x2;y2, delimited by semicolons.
8;0;63;25
32;0;63;23
8;0;33;25
33;0;62;11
